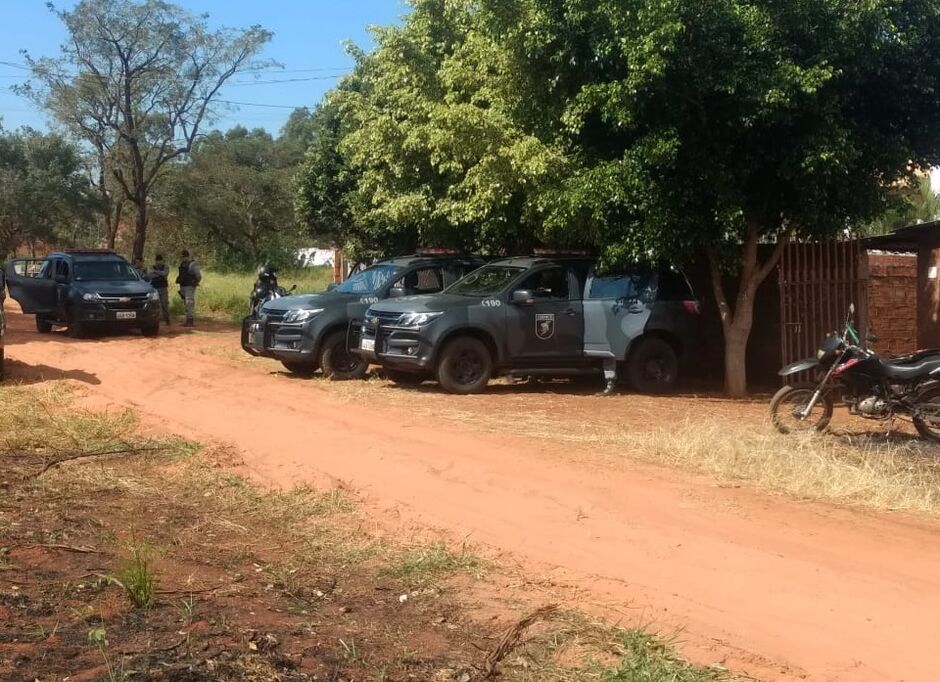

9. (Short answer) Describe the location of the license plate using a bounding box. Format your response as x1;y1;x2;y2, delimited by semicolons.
360;338;375;352
116;311;137;320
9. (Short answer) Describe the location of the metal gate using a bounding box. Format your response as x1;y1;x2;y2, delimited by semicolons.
778;240;867;380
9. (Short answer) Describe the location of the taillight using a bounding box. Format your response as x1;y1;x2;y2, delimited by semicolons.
682;300;701;315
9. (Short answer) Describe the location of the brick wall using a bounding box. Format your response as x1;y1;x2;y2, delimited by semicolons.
867;252;918;355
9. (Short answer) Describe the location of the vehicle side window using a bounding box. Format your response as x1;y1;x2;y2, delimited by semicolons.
518;267;569;300
657;269;694;301
394;267;443;295
589;269;655;303
55;259;69;281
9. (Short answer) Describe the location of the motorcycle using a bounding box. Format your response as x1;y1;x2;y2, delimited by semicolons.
248;264;296;318
770;304;940;441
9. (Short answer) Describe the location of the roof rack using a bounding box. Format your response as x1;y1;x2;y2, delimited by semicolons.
64;248;119;255
532;248;592;257
414;247;465;256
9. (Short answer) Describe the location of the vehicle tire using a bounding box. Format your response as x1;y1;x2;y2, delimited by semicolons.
141;322;160;337
769;384;833;435
436;336;492;394
627;338;679;393
35;315;53;334
384;369;426;386
281;360;318;376
319;330;368;380
66;311;84;339
913;384;940;442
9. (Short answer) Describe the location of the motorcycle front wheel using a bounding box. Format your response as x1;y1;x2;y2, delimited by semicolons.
770;384;834;435
913;385;940;442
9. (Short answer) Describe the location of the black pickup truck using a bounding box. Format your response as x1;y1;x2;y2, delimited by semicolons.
5;250;161;338
352;256;702;394
241;253;484;378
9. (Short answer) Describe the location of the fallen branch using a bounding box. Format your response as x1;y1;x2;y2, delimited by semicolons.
23;446;167;479
482;604;559;679
12;543;102;554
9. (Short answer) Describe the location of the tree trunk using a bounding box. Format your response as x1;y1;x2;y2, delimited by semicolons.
105;199;124;250
709;228;790;398
132;197;147;261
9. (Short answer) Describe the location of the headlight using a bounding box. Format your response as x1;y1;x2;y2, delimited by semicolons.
817;349;826;360
82;292;100;301
148;290;160;301
283;308;323;323
398;311;443;327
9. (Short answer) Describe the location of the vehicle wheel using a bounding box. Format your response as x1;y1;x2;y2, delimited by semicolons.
141;322;160;337
769;384;833;435
436;336;492;394
319;330;367;380
627;338;678;393
913;384;940;442
384;369;426;386
281;360;318;376
35;315;53;334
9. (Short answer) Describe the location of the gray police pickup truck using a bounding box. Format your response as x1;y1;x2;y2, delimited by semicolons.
352;256;702;394
241;253;484;378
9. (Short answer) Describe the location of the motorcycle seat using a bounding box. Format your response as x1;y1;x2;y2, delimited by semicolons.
890;348;940;364
880;357;940;380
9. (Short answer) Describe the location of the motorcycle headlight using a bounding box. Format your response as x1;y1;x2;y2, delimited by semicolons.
82;292;100;302
398;311;443;327
283;308;323;323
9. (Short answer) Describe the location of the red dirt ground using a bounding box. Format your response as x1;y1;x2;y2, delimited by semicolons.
5;304;940;682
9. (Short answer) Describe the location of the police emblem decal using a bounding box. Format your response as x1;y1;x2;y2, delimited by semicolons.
535;313;555;340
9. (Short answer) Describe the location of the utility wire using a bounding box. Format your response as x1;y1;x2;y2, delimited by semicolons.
218;99;305;110
228;74;345;86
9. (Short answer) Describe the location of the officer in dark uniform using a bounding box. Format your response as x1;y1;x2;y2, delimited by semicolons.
176;249;202;327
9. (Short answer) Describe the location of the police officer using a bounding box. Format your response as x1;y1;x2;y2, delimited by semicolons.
132;257;147;280
176;249;202;327
149;254;171;324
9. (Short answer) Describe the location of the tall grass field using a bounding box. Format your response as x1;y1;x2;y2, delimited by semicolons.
169;267;334;323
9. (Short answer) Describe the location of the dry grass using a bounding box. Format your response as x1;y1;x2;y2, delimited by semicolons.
321;376;940;515
0;381;736;681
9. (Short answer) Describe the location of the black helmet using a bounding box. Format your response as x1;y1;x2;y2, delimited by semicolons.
257;263;277;282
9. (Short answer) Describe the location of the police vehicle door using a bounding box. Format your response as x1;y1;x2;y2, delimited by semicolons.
53;258;72;320
4;258;57;314
582;265;655;362
507;266;583;361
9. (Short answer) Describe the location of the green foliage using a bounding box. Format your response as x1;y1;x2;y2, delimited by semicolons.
601;630;728;682
297;0;940;392
862;175;940;236
20;0;272;259
153;127;304;270
116;538;157;609
0;127;97;257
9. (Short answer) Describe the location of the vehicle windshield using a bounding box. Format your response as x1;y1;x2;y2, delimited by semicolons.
334;264;402;294
446;265;525;297
74;261;139;282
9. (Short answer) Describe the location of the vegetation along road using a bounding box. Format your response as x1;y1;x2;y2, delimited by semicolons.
6;304;940;682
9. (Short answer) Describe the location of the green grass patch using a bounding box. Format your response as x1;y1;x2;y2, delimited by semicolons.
168;267;334;324
381;542;487;582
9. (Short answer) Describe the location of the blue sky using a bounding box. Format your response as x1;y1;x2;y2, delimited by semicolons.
0;0;406;135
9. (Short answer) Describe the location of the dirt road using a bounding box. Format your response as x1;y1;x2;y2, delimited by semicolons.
5;306;940;682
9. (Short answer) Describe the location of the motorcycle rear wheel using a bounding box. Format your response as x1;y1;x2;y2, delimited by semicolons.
913;385;940;442
770;384;833;435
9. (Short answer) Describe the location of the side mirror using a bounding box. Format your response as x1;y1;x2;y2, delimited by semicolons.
389;286;406;298
867;331;878;343
511;289;535;305
288;284;297;292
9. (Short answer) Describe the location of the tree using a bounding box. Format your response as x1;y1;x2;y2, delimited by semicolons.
0;127;97;257
312;0;940;395
153;127;302;269
19;0;271;260
863;175;940;236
